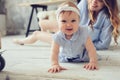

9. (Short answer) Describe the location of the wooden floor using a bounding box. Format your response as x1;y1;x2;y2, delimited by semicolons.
0;35;120;80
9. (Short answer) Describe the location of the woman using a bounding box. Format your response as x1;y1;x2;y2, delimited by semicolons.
13;0;120;50
78;0;120;50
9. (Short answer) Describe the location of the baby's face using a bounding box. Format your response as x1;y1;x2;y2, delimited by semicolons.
58;11;80;37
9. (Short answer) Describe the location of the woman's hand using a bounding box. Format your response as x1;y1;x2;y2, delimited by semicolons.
83;62;98;70
48;64;67;73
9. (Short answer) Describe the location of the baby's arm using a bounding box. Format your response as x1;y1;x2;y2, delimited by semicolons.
84;36;98;70
48;41;67;73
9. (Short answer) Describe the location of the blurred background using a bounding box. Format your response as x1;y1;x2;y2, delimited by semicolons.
0;0;120;37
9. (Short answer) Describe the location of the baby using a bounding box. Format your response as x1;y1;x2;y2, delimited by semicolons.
48;1;98;73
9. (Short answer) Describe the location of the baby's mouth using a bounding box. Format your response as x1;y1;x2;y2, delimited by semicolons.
66;28;73;31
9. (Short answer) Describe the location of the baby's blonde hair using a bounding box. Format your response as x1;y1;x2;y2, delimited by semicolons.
58;1;79;11
56;1;80;21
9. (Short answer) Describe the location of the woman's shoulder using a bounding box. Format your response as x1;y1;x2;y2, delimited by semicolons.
98;9;110;19
97;10;111;25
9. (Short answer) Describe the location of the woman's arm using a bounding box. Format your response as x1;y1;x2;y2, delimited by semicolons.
77;0;87;14
93;19;113;50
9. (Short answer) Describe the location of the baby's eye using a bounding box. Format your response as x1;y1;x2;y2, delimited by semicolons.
61;20;66;23
71;20;76;22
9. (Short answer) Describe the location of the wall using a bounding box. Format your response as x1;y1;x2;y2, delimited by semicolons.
5;0;57;35
0;14;6;36
1;0;120;35
0;0;6;36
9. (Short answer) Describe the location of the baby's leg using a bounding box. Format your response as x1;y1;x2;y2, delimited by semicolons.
13;31;53;45
39;20;58;32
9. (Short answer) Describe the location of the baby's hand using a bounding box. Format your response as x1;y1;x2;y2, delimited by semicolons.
83;62;98;70
48;64;67;73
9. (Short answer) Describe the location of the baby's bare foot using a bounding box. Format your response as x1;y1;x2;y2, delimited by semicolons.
13;39;24;45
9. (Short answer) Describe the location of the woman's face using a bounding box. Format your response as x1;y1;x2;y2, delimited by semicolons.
88;0;105;12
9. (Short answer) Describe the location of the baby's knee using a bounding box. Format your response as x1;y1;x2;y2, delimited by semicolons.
33;31;40;36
